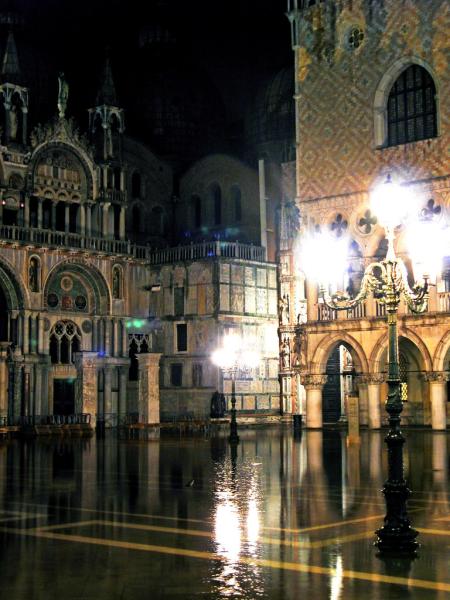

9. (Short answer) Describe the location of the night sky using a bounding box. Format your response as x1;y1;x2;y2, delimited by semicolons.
4;0;292;133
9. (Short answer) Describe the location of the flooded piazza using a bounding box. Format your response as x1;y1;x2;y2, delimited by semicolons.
0;427;449;599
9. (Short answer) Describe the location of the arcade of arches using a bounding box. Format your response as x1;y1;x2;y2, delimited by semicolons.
298;334;450;431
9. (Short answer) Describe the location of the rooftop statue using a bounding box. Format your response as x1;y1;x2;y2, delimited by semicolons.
57;72;69;119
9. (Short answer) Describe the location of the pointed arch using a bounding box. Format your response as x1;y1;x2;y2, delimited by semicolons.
369;326;433;373
374;56;440;147
433;331;450;372
310;332;369;375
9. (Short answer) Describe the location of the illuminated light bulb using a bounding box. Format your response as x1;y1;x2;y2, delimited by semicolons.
405;220;448;283
370;175;418;230
300;232;349;286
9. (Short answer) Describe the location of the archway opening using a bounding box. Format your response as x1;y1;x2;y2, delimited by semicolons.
322;342;360;424
379;337;427;424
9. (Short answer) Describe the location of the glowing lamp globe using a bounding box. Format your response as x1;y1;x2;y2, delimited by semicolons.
370;176;414;230
405;221;448;283
300;232;349;286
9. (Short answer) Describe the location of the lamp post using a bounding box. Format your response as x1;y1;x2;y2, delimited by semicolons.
300;176;447;555
212;332;260;445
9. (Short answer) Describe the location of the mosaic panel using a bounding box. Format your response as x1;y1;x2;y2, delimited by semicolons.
245;267;255;285
231;264;244;284
245;287;256;314
220;263;230;283
220;284;230;311
256;288;267;315
231;286;244;313
256;268;267;287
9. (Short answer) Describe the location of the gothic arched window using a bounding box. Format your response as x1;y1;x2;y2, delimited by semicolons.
49;321;82;365
28;256;40;292
112;265;123;299
387;65;437;147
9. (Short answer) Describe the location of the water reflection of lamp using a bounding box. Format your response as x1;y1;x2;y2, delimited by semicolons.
300;176;448;555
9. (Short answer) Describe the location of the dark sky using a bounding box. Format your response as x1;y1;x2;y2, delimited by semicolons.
12;0;292;121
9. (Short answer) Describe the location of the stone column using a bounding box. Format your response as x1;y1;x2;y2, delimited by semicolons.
103;367;113;420
137;353;162;424
121;320;129;357
356;375;369;426
424;372;448;431
305;281;318;322
37;198;43;229
367;374;384;429
24;196;30;228
119;366;128;418
21;107;28;145
86;204;92;237
38;316;45;354
102;203;111;238
65;204;70;233
302;374;327;429
51;202;56;230
34;364;42;416
0;342;9;416
79;203;85;236
22;311;30;355
30;315;37;354
119;206;126;240
73;352;98;427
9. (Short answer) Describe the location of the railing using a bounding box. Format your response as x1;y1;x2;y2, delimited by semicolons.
347;302;366;319
147;241;267;265
97;189;126;203
317;303;337;321
19;414;91;426
438;292;450;312
0;224;268;265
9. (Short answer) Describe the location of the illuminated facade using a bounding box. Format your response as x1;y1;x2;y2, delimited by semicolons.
281;0;450;428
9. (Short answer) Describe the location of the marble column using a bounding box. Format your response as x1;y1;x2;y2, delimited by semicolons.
119;206;126;240
86;204;92;237
367;374;384;429
21;107;28;145
73;352;98;427
34;364;42;416
121;320;129;357
119;366;128;417
38;316;45;354
302;374;327;429
79;203;85;236
102;203;111;238
65;204;70;233
37;198;43;229
22;311;29;355
24;196;30;228
137;353;162;424
51;202;56;230
425;372;448;431
103;367;113;420
356;375;369;426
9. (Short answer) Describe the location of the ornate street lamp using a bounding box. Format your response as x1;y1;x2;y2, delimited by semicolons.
300;176;447;555
212;332;260;444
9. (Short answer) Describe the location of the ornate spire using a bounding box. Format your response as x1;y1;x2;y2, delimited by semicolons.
1;30;20;83
96;54;118;106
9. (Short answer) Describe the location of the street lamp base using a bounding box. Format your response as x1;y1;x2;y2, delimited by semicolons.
229;434;240;444
375;525;419;556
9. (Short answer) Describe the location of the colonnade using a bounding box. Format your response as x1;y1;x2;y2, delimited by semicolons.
302;371;449;431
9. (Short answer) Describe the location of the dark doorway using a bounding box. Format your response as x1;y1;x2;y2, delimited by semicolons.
53;379;75;415
322;346;341;423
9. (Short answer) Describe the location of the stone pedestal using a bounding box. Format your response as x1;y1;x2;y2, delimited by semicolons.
302;374;327;428
138;353;162;424
74;352;99;427
425;373;448;430
367;374;384;429
346;394;360;441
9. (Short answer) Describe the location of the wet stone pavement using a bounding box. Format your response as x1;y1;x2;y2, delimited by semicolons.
0;427;449;599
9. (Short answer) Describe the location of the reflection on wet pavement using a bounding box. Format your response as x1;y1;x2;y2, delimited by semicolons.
0;428;449;599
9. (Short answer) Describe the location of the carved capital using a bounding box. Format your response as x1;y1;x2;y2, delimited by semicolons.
355;374;369;386
367;373;386;385
301;374;328;389
423;371;448;383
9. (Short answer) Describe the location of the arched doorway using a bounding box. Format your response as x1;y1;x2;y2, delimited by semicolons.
379;336;428;425
322;343;358;424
